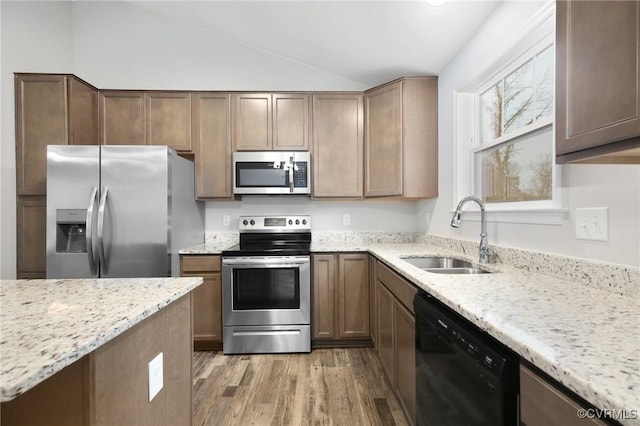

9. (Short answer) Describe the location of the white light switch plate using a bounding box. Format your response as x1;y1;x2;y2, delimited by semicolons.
148;352;163;402
575;207;608;241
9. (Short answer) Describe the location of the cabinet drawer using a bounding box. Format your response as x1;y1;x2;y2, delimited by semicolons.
181;255;221;273
520;365;606;426
376;262;417;314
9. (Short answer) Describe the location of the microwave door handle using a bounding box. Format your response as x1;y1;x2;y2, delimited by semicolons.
289;156;294;192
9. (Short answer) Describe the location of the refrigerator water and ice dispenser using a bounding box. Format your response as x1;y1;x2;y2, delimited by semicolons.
55;209;87;253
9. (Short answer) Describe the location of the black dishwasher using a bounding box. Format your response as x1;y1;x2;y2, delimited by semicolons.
414;290;519;426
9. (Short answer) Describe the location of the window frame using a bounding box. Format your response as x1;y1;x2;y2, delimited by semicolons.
452;2;566;225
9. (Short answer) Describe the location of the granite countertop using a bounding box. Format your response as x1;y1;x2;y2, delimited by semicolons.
0;277;203;402
181;238;639;424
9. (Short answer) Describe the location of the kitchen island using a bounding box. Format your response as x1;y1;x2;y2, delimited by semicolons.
0;277;202;426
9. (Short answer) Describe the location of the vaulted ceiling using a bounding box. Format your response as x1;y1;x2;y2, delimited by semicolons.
128;1;501;87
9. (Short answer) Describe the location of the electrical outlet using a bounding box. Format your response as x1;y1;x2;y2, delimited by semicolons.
223;215;231;227
575;207;608;241
342;213;351;226
148;352;163;402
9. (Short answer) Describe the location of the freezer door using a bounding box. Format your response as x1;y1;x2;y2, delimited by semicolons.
98;146;170;277
46;145;100;278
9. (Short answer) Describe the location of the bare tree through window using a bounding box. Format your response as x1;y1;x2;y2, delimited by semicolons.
478;45;554;203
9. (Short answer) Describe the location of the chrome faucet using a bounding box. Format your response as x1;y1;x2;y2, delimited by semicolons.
450;196;493;264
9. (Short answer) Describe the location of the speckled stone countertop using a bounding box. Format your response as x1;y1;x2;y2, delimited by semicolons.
0;277;203;402
182;236;639;423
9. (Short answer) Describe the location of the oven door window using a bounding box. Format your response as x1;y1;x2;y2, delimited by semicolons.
232;267;300;310
236;162;290;188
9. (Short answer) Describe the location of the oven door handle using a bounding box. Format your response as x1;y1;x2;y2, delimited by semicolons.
222;257;309;267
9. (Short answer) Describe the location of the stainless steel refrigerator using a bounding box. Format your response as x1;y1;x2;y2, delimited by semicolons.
46;145;204;279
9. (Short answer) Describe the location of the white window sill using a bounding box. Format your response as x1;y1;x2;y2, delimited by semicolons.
448;208;569;226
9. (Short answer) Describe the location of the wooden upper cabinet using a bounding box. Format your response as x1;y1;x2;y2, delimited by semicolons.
15;74;98;196
67;77;99;146
15;74;67;196
233;93;310;151
272;93;310;150
146;92;192;152
556;0;640;163
233;93;272;150
365;80;403;197
364;77;438;199
99;91;145;145
192;93;233;199
312;93;364;198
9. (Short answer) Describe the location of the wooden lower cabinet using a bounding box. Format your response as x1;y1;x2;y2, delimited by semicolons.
1;294;193;426
180;255;222;350
520;365;606;426
375;260;417;425
312;253;370;344
16;196;46;278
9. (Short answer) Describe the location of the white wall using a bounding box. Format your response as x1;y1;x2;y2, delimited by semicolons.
1;1;74;279
418;1;640;267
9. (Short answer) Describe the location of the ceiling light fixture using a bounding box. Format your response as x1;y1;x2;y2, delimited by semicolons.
425;0;447;6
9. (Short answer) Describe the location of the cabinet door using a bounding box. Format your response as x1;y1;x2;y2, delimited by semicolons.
376;280;395;384
312;254;337;339
312;94;364;198
272;93;310;151
556;1;640;162
146;92;192;152
369;256;378;346
192;93;233;199
16;196;46;278
394;299;416;425
365;81;403;197
233;93;272;150
520;365;606;426
15;74;68;196
181;255;222;349
338;253;369;338
67;77;99;146
99;92;145;145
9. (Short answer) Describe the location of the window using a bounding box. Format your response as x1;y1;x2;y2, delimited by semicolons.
476;45;554;204
454;3;563;223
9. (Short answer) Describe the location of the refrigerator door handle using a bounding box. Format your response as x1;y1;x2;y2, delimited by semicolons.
97;186;109;274
86;187;99;276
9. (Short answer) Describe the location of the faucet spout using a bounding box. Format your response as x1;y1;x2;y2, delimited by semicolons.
450;196;492;264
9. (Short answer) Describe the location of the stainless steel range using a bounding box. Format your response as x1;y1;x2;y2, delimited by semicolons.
221;215;311;354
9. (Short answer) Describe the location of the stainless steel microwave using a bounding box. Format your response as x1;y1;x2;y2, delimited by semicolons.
233;151;311;195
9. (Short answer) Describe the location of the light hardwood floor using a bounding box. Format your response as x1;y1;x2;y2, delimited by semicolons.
193;348;410;426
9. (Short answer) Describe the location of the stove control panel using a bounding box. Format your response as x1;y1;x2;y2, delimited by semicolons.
239;215;311;232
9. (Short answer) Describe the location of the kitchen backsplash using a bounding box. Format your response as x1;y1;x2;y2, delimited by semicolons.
418;234;640;300
204;231;639;299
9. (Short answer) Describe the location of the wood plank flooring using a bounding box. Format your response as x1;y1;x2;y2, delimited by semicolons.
193;348;410;426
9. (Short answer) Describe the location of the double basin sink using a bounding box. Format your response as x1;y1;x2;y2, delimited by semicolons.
401;256;492;274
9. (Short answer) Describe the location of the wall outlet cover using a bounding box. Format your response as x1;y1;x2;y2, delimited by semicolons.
148;352;163;402
342;213;351;226
223;215;231;227
575;207;609;242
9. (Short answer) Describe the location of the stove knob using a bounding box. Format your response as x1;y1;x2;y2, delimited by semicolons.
302;219;307;225
250;220;255;226
288;219;293;225
242;219;248;226
295;219;300;225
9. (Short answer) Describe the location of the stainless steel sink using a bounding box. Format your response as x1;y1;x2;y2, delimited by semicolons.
401;256;473;269
424;267;491;274
400;256;492;274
